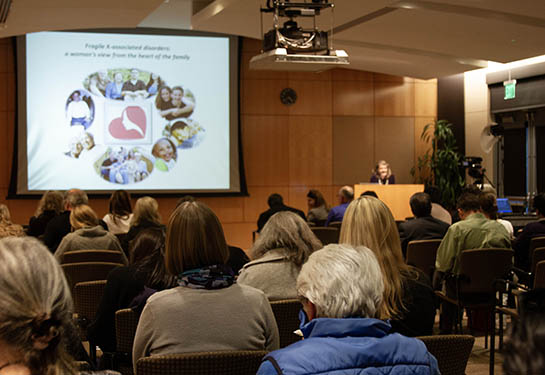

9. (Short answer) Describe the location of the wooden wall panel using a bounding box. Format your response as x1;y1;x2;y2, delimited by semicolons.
288;70;331;81
199;197;245;223
0;111;8;188
332;68;373;81
414;117;435;182
415;82;438;117
374;82;415;117
374;73;414;83
287;80;332;116
241;79;289;115
332;116;374;185
242;115;290;186
333;80;374;116
374;117;415;184
223;222;256;253
288;116;332;186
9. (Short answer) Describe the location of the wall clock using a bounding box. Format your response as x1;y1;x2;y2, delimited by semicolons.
280;88;297;106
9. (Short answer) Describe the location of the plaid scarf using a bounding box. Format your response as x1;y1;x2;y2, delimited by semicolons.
177;264;235;290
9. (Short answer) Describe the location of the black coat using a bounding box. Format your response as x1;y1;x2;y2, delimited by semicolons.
257;204;306;232
398;215;450;257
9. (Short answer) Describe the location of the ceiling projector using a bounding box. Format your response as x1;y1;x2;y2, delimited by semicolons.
250;0;349;72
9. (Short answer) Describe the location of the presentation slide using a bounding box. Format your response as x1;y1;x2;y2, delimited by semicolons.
23;31;232;193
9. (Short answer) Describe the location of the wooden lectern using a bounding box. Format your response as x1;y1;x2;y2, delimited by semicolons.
354;184;424;221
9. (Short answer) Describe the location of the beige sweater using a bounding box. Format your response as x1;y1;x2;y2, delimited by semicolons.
132;284;280;370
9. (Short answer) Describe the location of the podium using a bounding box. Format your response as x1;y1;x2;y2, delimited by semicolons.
354;184;424;221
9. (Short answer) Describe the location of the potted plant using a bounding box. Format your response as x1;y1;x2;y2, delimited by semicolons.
411;119;464;210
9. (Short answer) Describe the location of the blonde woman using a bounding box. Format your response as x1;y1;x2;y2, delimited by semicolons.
28;191;64;238
340;196;435;337
54;204;124;263
238;211;322;300
122;197;164;252
0;204;24;238
370;160;395;184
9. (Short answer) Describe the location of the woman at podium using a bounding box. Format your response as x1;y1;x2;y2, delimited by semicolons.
370;160;395;185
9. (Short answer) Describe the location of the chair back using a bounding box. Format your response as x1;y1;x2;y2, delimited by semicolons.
115;308;139;354
73;280;107;326
136;350;268;375
530;236;545;254
62;262;123;292
406;239;442;280
310;227;339;245
270;299;302;348
531;247;545;274
534;260;545;289
417;335;474;375
62;250;128;265
328;221;342;229
458;249;513;294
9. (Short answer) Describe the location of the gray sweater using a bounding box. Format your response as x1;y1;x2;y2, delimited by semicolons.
132;284;280;370
54;225;126;264
237;248;300;301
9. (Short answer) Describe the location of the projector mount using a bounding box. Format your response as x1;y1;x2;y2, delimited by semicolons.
260;0;335;54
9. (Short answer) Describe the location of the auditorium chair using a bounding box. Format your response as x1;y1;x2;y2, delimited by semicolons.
417;335;474;375
310;227;339;245
115;308;140;375
62;249;128;265
270;299;302;348
405;239;442;281
62;261;123;292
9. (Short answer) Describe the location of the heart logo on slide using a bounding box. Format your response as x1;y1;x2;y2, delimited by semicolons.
108;106;146;139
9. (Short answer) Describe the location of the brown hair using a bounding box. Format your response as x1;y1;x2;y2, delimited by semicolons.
131;197;161;227
109;190;132;224
339;196;413;319
307;189;329;210
165;201;229;275
69;204;99;230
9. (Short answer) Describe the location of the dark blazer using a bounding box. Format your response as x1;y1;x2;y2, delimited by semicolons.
398;215;450;257
43;211;71;252
28;210;59;238
257;205;306;232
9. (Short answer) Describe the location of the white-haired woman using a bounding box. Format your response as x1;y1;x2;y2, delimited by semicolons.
238;211;322;300
258;244;439;375
0;204;24;238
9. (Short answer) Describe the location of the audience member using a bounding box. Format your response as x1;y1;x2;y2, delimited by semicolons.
0;237;84;375
88;227;176;353
43;188;88;252
0;204;25;238
340;196;436;337
360;190;378;198
370;160;395;185
103;190;133;234
325;186;354;226
425;185;452;225
54;204;125;263
398;192;450;256
27;191;64;238
479;192;514;238
306;189;329;226
122;196;165;253
238;211;322;300
257;244;439;375
503;288;545;375
434;192;511;333
132;201;279;369
257;194;306;233
513;193;545;271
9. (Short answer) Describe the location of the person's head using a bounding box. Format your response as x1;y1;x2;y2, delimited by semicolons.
171;121;190;144
165;201;229;275
35;191;64;217
152;138;176;162
98;70;108;82
109;190;132;217
175;195;196;208
337;186;354;204
171;86;184;105
155;86;172;108
129;227;176;290
457;192;481;220
0;237;75;375
68;138;83;158
80;132;94;150
64;189;88;211
339;196;409;319
114;72;124;83
69;204;99;230
424;185;442;204
297;244;384;320
533;194;545;217
409;192;432;218
306;189;327;210
374;160;391;179
461;184;482;196
130;68;139;80
252;211;322;267
0;204;11;223
131;196;161;227
360;190;378;198
503;288;545;375
267;193;284;208
70;91;80;101
479;192;498;220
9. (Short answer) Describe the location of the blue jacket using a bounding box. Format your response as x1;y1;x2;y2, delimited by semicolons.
258;318;439;375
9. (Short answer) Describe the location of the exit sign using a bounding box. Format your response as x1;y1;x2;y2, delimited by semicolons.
504;79;516;100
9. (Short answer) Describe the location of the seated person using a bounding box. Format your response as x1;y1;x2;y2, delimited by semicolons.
28;190;64;238
325;186;354;226
105;72;125;100
258;244;439;375
122;69;147;101
238;211;322;300
103;190;133;234
425;185;452;224
398;192;450;257
306;189;329;226
370;160;395;184
513;193;545;270
257;194;306;233
0;204;25;238
132;201;279;369
479;192;514;239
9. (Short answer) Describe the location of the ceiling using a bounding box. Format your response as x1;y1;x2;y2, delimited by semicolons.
2;0;545;79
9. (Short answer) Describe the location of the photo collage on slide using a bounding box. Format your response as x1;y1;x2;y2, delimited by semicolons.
64;68;205;185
